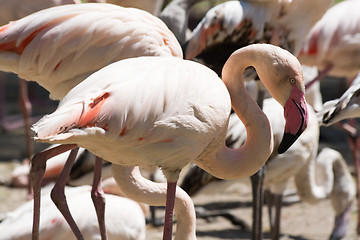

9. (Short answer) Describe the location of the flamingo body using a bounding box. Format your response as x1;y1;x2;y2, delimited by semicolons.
0;3;182;100
185;0;332;75
299;0;360;80
33;56;231;180
0;185;146;240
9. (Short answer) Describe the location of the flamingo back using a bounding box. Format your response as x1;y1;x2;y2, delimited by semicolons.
0;3;182;100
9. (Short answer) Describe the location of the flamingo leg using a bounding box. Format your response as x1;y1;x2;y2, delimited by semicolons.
91;156;107;240
305;63;334;90
163;181;177;240
18;78;34;161
30;144;78;240
265;191;282;240
251;165;265;240
330;203;352;240
272;194;282;240
347;132;360;235
50;147;84;240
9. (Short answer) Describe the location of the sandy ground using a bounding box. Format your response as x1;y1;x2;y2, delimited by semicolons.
0;75;359;240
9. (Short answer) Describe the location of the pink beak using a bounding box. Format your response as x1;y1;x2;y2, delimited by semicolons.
278;85;309;154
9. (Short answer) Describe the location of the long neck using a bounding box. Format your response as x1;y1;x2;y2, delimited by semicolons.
111;165;196;240
194;48;273;180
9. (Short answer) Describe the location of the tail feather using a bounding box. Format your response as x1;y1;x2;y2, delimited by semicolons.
32;102;83;140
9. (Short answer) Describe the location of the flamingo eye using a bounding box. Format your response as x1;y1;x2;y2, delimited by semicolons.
289;78;295;84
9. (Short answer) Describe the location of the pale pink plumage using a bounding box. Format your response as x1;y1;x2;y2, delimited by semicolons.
0;183;146;240
185;0;332;61
0;3;182;100
298;0;360;80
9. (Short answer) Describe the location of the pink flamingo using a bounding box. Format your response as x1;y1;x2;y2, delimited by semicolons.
298;0;360;88
0;3;182;239
31;43;309;239
0;178;147;240
184;0;332;75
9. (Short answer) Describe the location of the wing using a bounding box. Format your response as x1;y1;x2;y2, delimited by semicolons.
319;73;360;126
0;3;182;100
184;1;282;75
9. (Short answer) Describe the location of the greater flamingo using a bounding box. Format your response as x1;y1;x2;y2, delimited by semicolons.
298;0;360;88
183;2;330;237
0;178;147;240
0;3;182;239
184;0;332;75
30;43;309;239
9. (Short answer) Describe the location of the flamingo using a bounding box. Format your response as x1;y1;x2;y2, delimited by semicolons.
0;178;147;240
184;0;332;75
30;43;309;239
182;2;331;237
298;0;360;89
0;3;182;239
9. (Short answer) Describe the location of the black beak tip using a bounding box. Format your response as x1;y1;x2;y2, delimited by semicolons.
277;132;298;154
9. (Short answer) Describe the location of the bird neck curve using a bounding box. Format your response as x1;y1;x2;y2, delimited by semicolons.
194;46;274;180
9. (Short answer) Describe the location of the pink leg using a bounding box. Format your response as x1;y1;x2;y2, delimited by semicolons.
163;181;177;240
18;78;33;161
30;144;78;240
305;63;334;90
91;157;107;240
50;147;84;239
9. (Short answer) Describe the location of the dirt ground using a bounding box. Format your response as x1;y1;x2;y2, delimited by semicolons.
0;75;360;240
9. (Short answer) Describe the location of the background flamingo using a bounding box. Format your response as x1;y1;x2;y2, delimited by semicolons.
30;44;308;239
184;0;332;75
0;178;147;240
298;0;360;88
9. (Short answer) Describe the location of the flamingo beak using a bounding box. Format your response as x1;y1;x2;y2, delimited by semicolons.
278;85;309;154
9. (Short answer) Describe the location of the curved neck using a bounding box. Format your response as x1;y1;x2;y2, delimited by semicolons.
111;165;196;240
194;48;273;180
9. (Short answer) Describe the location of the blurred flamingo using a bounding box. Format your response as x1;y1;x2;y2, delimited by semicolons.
298;0;360;89
184;0;332;75
0;178;147;240
30;44;308;239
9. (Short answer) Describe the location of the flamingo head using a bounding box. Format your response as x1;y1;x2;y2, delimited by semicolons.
255;44;309;154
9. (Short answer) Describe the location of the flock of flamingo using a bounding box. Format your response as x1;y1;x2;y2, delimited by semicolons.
0;0;359;239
